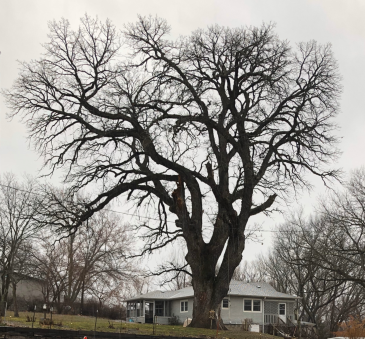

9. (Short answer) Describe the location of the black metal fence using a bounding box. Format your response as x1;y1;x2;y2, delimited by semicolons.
0;327;200;339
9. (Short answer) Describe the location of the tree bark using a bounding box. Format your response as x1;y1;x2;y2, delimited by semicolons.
0;272;10;316
66;231;75;307
80;279;85;315
190;279;219;328
12;281;19;317
189;276;231;329
187;227;245;327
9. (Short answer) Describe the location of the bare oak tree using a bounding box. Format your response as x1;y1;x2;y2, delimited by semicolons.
3;16;341;327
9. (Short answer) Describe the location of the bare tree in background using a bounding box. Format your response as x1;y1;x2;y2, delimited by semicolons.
123;276;154;298
0;174;40;315
262;215;365;339
231;260;266;282
308;169;365;287
153;247;192;291
32;235;65;312
9;241;38;317
3;16;342;327
33;208;136;314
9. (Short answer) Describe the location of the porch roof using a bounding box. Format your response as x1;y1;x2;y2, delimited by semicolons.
125;280;299;302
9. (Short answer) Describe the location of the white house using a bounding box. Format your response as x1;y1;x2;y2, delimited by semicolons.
125;280;299;330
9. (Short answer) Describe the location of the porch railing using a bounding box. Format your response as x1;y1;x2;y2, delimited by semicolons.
264;314;293;324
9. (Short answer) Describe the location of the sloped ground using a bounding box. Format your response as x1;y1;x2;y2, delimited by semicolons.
3;311;278;339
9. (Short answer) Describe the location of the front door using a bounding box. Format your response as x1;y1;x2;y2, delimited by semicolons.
279;303;286;323
145;302;154;323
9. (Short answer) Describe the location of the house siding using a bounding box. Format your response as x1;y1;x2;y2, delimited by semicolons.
171;298;193;323
220;297;296;325
7;279;44;302
221;296;263;325
155;316;171;325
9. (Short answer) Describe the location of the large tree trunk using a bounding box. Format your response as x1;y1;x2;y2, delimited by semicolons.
186;212;247;328
189;278;226;328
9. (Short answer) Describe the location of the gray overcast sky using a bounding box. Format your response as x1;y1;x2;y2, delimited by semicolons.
1;0;364;260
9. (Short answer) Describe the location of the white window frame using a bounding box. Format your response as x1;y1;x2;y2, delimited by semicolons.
244;299;252;311
180;300;188;313
243;299;262;313
222;298;229;309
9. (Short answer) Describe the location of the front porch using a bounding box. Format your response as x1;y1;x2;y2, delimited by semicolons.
126;300;173;324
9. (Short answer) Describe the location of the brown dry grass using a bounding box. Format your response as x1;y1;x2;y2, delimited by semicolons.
3;311;278;339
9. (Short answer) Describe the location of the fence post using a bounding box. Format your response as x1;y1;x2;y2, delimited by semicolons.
94;309;98;339
153;315;157;335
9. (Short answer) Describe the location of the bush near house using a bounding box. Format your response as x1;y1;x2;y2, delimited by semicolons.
334;316;365;339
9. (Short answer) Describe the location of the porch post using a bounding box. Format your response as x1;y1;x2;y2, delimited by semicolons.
142;300;145;323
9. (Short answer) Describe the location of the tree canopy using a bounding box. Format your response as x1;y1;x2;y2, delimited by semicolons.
3;16;341;327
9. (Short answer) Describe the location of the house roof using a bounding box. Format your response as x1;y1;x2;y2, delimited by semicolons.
125;280;299;301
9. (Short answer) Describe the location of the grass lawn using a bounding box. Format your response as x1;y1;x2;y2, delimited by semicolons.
3;311;277;339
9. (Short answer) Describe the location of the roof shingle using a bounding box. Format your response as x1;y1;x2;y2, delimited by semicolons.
125;280;299;301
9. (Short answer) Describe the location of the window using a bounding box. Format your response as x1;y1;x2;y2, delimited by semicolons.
181;300;188;312
279;303;286;315
155;301;164;316
222;298;229;309
244;299;252;311
244;299;261;312
253;300;261;312
127;301;140;317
